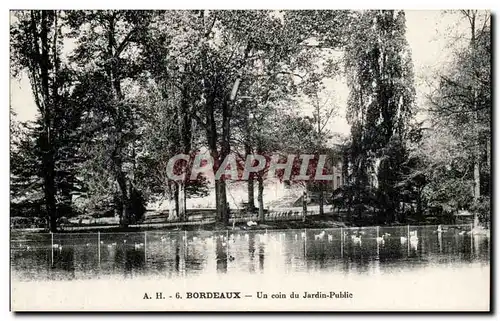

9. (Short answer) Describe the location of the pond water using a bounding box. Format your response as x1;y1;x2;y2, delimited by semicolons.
11;225;490;282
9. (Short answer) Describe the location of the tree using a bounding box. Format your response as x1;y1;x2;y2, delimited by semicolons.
137;11;209;221
343;10;416;224
306;87;339;216
11;10;68;231
424;11;491;222
161;10;310;224
66;10;152;226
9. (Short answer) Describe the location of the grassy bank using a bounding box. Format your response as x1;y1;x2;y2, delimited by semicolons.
12;215;349;234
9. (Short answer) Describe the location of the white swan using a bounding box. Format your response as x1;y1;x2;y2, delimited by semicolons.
352;235;362;245
314;231;326;240
410;236;419;249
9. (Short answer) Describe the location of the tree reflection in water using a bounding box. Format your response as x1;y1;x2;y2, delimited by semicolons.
10;227;490;281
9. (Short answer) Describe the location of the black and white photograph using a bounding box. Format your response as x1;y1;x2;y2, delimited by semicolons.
9;8;491;311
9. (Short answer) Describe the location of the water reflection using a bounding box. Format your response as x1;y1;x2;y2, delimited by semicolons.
124;248;145;278
52;246;75;279
248;233;255;273
216;234;228;273
11;225;490;281
258;244;265;272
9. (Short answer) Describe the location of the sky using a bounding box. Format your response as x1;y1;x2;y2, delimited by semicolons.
10;10;471;138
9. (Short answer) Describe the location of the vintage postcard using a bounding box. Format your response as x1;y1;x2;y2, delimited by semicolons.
10;9;491;312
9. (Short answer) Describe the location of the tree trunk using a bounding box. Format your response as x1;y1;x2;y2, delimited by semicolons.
473;156;481;200
469;11;481;202
215;180;228;225
319;189;324;216
178;83;191;222
347;195;352;224
248;178;255;212
39;11;57;232
120;208;128;227
245;142;255;212
257;175;264;222
43;151;57;233
244;102;255;212
178;181;187;221
416;193;423;223
167;195;178;221
302;190;308;222
174;183;179;219
212;97;232;225
166;183;178;221
203;83;228;224
106;14;130;228
486;138;490;172
315;96;324;218
114;154;130;228
402;201;406;223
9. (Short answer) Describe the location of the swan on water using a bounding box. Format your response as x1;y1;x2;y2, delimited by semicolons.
409;230;418;246
314;231;326;240
410;236;419;249
247;221;258;227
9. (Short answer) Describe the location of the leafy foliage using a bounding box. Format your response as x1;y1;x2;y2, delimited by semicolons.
10;10;490;229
